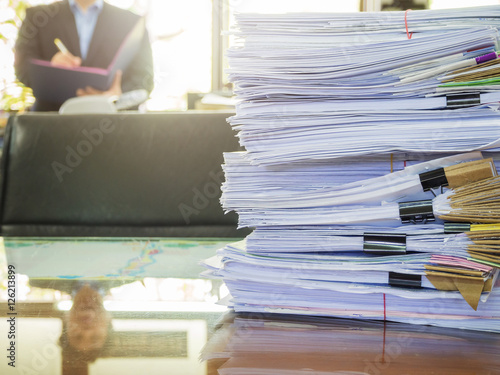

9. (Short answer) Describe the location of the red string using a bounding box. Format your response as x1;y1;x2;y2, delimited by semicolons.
405;9;413;39
382;321;387;364
383;293;387;320
381;294;387;363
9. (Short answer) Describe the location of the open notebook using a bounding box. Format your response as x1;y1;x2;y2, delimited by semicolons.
28;17;145;104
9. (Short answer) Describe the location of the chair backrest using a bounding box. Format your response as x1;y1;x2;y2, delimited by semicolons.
0;111;249;238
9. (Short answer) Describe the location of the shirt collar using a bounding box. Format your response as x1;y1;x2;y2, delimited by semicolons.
68;0;104;14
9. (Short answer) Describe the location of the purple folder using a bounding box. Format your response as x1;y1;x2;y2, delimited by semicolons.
29;17;145;104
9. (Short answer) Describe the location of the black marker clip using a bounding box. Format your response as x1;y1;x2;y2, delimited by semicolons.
399;200;435;224
389;272;422;288
419;167;448;192
444;222;471;234
446;93;480;109
363;233;407;255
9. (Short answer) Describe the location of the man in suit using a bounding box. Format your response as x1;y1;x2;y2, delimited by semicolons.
15;0;154;111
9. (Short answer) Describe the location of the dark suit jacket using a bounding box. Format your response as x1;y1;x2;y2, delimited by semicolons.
15;0;154;111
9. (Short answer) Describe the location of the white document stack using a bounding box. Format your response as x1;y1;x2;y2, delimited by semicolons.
203;6;500;332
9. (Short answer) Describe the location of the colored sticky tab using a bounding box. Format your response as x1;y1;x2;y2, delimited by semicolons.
471;224;500;232
455;278;485;310
444;158;497;189
425;272;488;311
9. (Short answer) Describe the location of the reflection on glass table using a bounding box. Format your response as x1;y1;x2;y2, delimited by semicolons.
203;312;500;375
0;276;226;375
2;238;500;374
62;283;112;361
0;238;230;375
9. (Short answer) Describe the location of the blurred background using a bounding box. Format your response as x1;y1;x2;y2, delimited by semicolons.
2;0;500;113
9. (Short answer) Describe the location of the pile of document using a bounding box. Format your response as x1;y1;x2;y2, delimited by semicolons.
203;6;500;332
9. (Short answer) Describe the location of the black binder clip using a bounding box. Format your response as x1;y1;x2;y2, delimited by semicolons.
446;93;480;109
398;200;435;224
363;233;407;255
444;222;472;234
419;167;448;195
389;272;422;288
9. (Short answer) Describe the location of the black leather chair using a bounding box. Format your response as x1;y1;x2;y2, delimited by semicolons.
1;111;250;375
0;111;249;238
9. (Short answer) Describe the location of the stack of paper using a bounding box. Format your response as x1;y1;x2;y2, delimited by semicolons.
230;107;500;165
221;152;493;211
204;6;500;332
228;7;500;164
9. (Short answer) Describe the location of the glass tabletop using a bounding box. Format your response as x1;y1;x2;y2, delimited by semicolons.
1;238;499;374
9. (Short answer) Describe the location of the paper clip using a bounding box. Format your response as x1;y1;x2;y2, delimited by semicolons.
444;222;471;233
389;272;422;288
398;200;435;224
446;93;480;109
419;167;448;196
363;233;407;255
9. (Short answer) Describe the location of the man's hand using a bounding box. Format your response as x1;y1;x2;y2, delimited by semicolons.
76;70;123;97
51;51;82;67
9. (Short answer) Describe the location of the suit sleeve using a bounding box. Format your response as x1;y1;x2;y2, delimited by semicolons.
121;28;154;95
14;7;42;87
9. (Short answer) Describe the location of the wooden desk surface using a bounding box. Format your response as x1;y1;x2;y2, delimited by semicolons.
205;313;500;375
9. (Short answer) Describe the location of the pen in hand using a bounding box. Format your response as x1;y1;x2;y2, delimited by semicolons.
54;38;69;55
51;38;81;67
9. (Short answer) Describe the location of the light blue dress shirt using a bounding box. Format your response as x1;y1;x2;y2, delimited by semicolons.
68;0;104;60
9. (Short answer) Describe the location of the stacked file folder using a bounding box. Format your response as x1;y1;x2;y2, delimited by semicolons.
203;6;500;332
